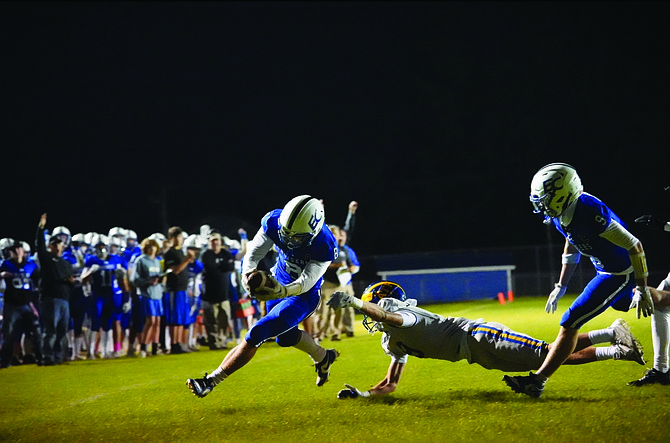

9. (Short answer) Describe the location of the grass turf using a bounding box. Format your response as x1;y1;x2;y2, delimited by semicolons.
2;295;670;442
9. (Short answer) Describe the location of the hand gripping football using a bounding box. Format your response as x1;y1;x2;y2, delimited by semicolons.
247;270;274;298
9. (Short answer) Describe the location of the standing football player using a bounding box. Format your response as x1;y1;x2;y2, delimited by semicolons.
628;193;670;385
327;281;646;399
187;195;339;398
504;163;663;397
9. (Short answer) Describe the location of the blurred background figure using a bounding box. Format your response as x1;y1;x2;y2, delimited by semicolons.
37;214;75;366
0;238;42;368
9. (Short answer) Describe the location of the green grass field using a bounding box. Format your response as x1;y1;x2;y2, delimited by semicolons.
2;295;670;442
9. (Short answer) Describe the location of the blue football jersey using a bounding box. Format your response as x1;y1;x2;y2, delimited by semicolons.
552;193;631;273
261;209;338;288
85;254;125;295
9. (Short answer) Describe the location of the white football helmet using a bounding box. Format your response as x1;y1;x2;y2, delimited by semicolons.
108;227;127;241
0;238;16;259
52;226;72;247
184;234;204;250
90;234;109;259
530;163;583;221
148;232;167;250
278;195;325;249
72;233;86;245
109;236;125;255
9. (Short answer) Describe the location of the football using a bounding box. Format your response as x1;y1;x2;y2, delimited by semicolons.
247;270;274;297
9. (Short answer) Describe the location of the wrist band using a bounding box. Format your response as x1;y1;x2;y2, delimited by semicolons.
352;298;364;309
562;253;581;264
631;251;649;279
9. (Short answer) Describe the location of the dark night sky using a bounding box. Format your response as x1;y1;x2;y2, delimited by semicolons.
2;3;670;267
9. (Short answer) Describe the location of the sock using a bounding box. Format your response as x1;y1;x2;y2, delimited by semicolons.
208;367;229;386
534;372;549;384
587;327;614;345
595;346;617;361
140;344;147;352
292;330;327;363
89;331;98;356
74;337;83;358
152;343;158;355
100;331;108;356
107;330;114;354
114;342;122;352
652;305;670;373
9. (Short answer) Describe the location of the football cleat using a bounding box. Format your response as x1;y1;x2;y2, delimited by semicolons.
187;374;215;398
613;343;645;365
503;372;546;398
315;349;339;387
610;319;638;349
627;368;670;387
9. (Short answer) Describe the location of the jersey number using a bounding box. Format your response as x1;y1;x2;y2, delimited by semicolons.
284;262;302;280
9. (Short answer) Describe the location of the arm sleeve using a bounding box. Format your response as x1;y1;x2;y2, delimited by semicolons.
36;226;51;267
343;211;356;242
241;228;275;276
599;219;640;250
284;260;330;296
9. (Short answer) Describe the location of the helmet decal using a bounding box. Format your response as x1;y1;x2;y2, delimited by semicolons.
308;210;322;231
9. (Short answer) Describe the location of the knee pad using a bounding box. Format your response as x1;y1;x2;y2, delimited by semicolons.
276;327;300;347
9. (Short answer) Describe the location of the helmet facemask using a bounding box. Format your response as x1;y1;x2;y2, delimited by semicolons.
530;163;583;223
360;281;407;333
278;195;325;250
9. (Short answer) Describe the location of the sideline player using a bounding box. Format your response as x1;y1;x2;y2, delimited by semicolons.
629;197;670;385
186;195;339;398
504;163;657;397
327;281;645;399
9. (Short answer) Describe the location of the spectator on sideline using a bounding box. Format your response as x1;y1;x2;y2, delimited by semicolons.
314;225;356;342
186;195;339;398
0;238;43;368
183;234;204;351
37;213;75;366
335;227;360;338
200;231;235;350
133;238;165;358
163;226;196;354
328;281;645;399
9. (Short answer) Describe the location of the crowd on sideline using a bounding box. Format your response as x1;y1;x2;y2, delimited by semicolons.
0;201;360;368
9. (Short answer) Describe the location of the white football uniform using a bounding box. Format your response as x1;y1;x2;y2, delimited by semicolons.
377;298;549;372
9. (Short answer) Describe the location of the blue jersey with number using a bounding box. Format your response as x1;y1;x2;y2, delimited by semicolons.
552;193;631;274
260;209;338;290
85;254;125;296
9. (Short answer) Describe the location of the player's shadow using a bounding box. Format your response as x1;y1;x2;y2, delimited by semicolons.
367;389;604;405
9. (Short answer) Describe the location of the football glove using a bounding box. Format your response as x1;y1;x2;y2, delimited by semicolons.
545;283;567;314
122;299;132;314
327;292;355;309
337;384;370;399
630;286;654;319
253;274;288;301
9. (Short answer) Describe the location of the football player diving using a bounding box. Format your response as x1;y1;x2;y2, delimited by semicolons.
187;195;339;398
327;281;647;399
